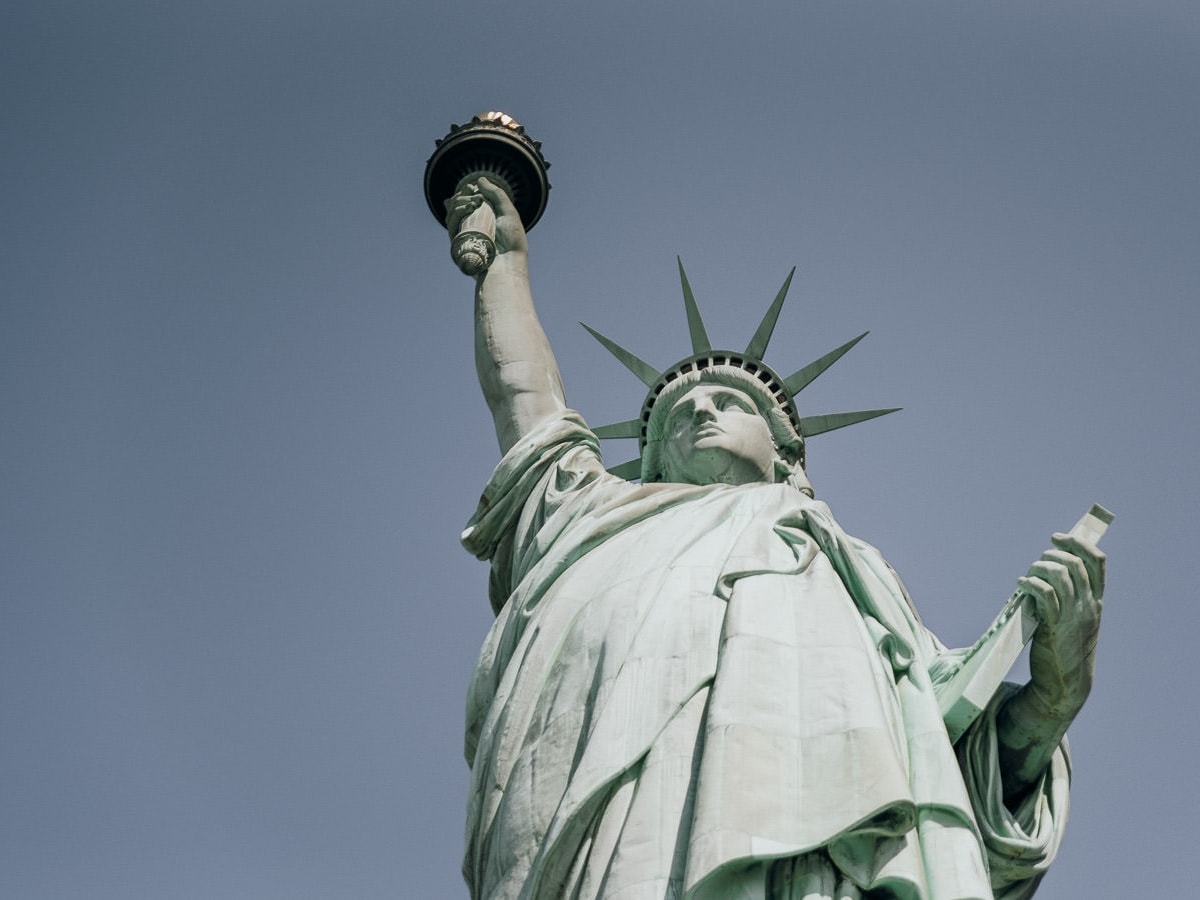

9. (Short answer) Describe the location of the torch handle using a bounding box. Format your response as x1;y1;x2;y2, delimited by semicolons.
451;200;497;277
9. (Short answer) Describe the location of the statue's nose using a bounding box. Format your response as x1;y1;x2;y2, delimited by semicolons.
692;398;717;422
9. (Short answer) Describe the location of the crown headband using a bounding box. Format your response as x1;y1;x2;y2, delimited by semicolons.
583;259;900;480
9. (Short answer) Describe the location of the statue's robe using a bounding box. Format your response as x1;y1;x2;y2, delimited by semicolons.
462;413;1069;900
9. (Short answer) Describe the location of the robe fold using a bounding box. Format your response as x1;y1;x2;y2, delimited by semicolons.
461;412;1069;900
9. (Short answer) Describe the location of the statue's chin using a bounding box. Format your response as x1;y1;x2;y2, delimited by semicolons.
670;446;774;487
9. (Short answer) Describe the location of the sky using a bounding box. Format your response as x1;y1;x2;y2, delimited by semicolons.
2;2;1198;897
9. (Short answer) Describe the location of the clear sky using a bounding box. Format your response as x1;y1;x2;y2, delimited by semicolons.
2;2;1197;897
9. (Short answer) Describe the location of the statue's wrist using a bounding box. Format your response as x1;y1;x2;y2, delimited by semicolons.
1024;673;1089;722
485;249;529;279
1031;622;1098;677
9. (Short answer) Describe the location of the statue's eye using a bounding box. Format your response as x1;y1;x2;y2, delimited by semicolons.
716;394;751;413
667;410;690;432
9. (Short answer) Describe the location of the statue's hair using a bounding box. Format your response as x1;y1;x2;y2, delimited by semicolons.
641;366;812;495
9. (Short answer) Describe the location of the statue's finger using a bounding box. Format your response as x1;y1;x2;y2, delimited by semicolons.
445;193;482;212
1020;574;1061;626
1029;560;1076;609
1053;532;1106;600
1042;548;1091;600
444;194;482;231
476;177;518;215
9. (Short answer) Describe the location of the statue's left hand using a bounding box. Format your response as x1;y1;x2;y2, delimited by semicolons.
1021;533;1106;716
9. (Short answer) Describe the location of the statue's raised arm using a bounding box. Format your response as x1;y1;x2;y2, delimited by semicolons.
445;178;566;454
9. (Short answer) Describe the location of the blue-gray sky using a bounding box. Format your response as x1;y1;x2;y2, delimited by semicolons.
2;2;1197;897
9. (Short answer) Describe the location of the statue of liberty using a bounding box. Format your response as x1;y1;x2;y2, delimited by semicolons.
434;116;1105;900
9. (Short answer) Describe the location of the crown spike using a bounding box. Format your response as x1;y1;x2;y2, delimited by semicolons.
607;458;644;479
593;419;642;440
581;323;662;387
745;267;796;360
800;407;901;437
784;331;869;396
678;257;711;354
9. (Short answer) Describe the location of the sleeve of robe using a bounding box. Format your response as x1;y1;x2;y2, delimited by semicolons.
462;410;621;614
955;682;1071;900
460;411;633;766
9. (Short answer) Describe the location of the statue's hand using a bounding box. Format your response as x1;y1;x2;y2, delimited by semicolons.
1021;532;1106;716
444;177;528;257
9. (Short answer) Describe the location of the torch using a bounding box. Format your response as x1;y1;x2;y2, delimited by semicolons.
423;112;551;276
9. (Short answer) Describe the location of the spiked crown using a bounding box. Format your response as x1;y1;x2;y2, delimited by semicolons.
585;260;900;481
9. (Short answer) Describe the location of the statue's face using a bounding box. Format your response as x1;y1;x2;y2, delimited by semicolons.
661;384;778;486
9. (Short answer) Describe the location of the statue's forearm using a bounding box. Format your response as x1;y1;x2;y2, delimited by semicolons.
994;668;1088;802
474;252;567;454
